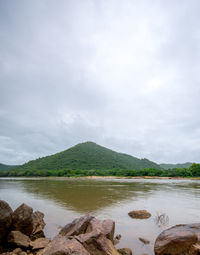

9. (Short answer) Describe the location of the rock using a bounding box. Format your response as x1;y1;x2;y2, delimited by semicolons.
12;204;33;236
128;210;151;219
86;218;115;242
38;235;90;255
7;231;30;248
59;214;94;236
117;248;132;255
30;238;51;250
0;200;13;242
12;248;22;254
114;234;121;245
138;237;150;244
76;230;119;255
31;211;45;240
35;214;119;255
154;223;200;255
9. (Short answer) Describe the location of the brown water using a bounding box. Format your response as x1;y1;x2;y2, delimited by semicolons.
0;177;200;255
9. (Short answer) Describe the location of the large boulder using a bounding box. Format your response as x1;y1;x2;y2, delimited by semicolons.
12;204;45;239
86;218;115;242
12;204;33;236
128;210;151;219
7;231;30;248
30;238;51;250
76;230;119;255
154;223;200;255
55;215;119;255
59;214;94;236
38;235;90;255
0;200;13;242
31;211;45;240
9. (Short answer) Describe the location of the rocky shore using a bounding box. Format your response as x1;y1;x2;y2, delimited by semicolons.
1;200;200;255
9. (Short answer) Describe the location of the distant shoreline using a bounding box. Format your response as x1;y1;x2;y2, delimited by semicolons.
0;176;200;180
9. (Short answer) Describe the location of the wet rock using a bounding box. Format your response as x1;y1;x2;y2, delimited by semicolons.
12;204;33;236
31;211;45;240
117;248;132;255
128;210;151;219
154;223;200;255
30;238;51;250
139;237;150;245
59;214;94;236
38;235;90;255
7;231;30;248
86;218;115;242
0;200;13;242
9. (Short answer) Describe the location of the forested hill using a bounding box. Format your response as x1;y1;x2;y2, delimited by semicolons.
160;162;193;169
0;163;18;171
15;141;161;171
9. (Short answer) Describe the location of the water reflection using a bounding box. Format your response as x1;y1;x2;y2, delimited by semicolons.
0;178;155;213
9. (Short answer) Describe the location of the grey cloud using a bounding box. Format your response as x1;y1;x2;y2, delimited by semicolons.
0;0;200;164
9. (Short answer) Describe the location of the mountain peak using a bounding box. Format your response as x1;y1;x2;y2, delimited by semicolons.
17;142;161;171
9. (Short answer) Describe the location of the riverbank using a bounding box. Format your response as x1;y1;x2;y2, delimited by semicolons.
1;200;200;255
1;175;200;180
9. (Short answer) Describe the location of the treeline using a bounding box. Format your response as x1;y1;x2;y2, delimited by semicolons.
0;163;200;178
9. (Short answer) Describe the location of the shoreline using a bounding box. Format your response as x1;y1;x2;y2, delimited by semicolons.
0;175;200;180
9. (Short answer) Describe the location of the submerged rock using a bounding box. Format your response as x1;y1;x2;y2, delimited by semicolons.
128;210;151;219
154;223;200;255
138;237;150;245
117;248;132;255
0;200;13;242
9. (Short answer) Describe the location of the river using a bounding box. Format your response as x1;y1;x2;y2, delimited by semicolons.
0;177;200;254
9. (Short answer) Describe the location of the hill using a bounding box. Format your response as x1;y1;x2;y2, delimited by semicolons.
160;162;193;170
0;163;19;171
15;141;161;171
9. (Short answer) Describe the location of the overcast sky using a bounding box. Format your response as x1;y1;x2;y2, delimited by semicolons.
0;0;200;165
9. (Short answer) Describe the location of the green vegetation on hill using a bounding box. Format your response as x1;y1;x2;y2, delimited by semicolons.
0;142;199;178
0;163;18;171
12;141;161;171
160;162;193;169
1;163;200;177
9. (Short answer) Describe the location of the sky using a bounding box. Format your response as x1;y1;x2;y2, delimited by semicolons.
0;0;200;165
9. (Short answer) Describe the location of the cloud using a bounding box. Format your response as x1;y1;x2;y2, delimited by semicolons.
0;0;200;164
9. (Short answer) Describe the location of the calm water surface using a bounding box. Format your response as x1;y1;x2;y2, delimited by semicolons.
0;177;200;255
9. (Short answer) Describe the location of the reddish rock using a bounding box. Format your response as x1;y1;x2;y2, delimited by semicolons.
76;230;119;255
86;218;115;242
7;231;30;248
30;238;51;250
31;211;45;240
38;235;90;255
154;223;200;255
128;210;151;219
117;248;132;255
12;204;33;236
0;200;13;242
59;214;94;236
